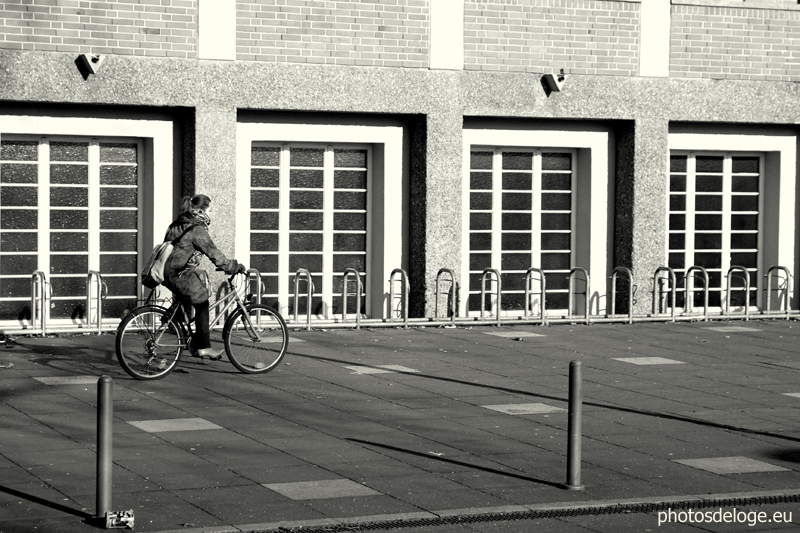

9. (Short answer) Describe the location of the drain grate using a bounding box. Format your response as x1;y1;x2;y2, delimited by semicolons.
252;493;800;532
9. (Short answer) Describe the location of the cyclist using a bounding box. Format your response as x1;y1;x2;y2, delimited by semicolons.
162;194;246;361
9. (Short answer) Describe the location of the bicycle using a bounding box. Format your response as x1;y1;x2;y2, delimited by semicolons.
115;271;288;380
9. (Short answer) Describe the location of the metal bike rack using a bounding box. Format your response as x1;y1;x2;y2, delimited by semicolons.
568;267;590;325
609;266;633;324
342;268;362;330
246;268;263;305
86;271;108;334
389;268;409;328
764;266;792;318
31;270;49;336
725;265;751;320
480;268;502;326
524;267;546;325
685;266;709;321
435;268;458;324
652;266;676;322
293;268;315;331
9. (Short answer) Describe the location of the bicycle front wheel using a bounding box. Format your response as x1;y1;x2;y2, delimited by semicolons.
116;306;186;380
223;304;288;374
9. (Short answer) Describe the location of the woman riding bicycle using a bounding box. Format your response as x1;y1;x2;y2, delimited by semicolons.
163;194;246;360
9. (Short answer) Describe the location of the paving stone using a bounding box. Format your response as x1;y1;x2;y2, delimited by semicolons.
612;357;686;365
674;456;789;474
264;479;381;500
481;403;566;415
127;418;224;433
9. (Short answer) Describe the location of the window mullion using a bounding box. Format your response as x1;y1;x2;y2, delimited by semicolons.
88;139;100;270
323;145;334;320
38;138;50;301
722;154;733;300
277;144;290;315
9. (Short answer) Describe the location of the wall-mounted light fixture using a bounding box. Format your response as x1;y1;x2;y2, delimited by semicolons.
76;53;105;79
542;69;566;93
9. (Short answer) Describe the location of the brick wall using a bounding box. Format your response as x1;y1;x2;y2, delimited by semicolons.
464;0;640;75
0;0;197;58
671;5;800;81
236;0;429;67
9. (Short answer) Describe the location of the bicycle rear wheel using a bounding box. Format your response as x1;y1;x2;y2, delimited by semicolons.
116;306;186;380
223;304;288;374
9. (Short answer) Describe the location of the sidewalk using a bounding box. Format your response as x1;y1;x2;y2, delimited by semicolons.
1;320;800;532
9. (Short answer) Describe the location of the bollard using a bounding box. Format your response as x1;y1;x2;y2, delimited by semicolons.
564;361;585;490
96;375;113;521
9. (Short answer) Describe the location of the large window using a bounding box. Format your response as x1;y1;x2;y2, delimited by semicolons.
668;152;762;310
249;143;369;318
0;137;140;324
468;148;575;314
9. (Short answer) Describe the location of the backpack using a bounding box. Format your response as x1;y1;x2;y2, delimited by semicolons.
141;224;197;289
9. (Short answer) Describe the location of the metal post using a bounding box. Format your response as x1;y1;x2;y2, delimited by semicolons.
565;361;585;490
96;375;113;520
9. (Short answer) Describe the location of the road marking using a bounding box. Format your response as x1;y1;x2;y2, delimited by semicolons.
612;357;685;365
34;376;99;385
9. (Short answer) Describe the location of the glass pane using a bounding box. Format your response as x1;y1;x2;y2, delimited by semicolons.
50;299;84;319
541;232;570;250
670;175;686;192
1;210;37;229
731;195;758;212
731;215;757;231
290;169;324;188
695;195;722;211
50;277;85;295
730;233;757;249
731;253;757;269
50;165;89;185
470;193;492;210
732;156;759;174
470;151;493;170
51;232;87;252
541;213;570;231
105;277;139;297
694;233;721;250
0;301;31;321
289;212;323;231
99;143;137;163
290;254;322;272
470;213;492;231
100;188;137;208
334;170;366;189
290;148;324;167
669;155;687;173
501;293;525;311
695;214;721;230
252;146;280;166
696;175;722;192
501;233;531;251
1;232;37;251
334;192;366;210
251;232;279;251
502;173;531;190
102;299;138;319
694;252;721;269
469;253;490;270
470;232;491;250
261;275;279;294
289;233;322;251
290;191;324;209
501;193;531;211
668;233;685;250
1;140;37;161
470;172;492;190
1;163;37;183
333;254;365;271
0;278;31;298
732;176;758;193
541;193;570;210
668;253;685;269
100;211;136;229
502;213;530;230
250;254;278;272
251;190;279;209
695;156;723;173
99;254;137;274
545;292;568;310
502;152;532;170
541;253;570;270
501;274;526;291
51;187;87;207
50;210;88;229
1;187;37;206
0;255;37;275
542;173;570;191
542;153;571;171
50;142;88;162
669;195;686;211
546;275;569;291
100;232;136;251
51;254;88;274
334;213;366;231
100;165;137;185
334;149;367;167
251;168;279;188
333;233;366;251
251;211;279;230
